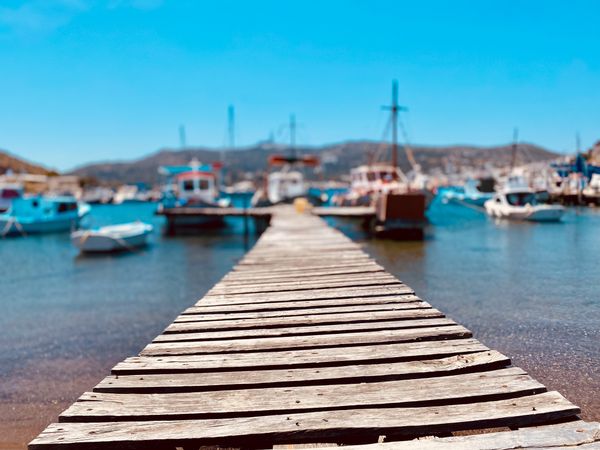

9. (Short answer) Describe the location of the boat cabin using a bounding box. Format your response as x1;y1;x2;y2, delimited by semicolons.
350;164;407;195
9;196;80;218
176;171;219;205
158;160;227;208
267;171;305;204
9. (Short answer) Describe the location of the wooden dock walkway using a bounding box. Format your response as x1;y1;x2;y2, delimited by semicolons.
30;206;599;449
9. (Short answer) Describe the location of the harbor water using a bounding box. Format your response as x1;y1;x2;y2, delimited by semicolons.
1;200;599;448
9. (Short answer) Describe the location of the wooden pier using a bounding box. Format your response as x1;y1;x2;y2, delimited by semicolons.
30;206;599;449
157;206;273;234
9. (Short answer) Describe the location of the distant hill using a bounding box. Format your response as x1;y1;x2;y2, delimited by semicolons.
69;141;560;186
0;149;53;176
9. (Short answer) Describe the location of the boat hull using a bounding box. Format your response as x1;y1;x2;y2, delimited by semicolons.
484;202;564;222
0;215;82;235
72;223;153;252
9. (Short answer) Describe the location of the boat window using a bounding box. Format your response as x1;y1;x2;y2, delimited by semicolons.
182;180;194;191
506;193;537;206
1;189;20;199
380;171;397;181
198;179;209;190
32;199;39;207
57;202;77;212
367;172;376;181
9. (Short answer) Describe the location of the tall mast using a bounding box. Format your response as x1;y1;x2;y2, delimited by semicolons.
224;105;235;162
510;127;519;170
391;81;398;168
290;114;296;158
382;80;407;168
179;125;186;149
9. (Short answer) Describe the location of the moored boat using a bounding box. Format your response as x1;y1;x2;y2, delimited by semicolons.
71;222;153;252
157;159;231;228
439;179;494;208
252;154;319;206
484;178;564;222
0;196;90;236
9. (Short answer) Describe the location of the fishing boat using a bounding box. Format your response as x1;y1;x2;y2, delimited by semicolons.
329;81;431;239
157;159;231;228
583;173;600;205
439;179;495;207
336;163;416;206
251;114;319;206
158;159;230;208
71;222;153;253
252;154;319;206
0;196;90;236
484;177;564;222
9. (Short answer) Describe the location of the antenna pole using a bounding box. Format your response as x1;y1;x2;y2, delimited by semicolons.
179;125;186;149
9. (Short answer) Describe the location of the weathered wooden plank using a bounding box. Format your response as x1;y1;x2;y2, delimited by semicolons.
207;277;401;296
169;308;443;331
240;251;371;261
96;350;510;393
196;288;417;308
156;318;457;342
219;272;390;287
182;295;422;315
244;245;362;255
306;421;600;449
230;261;383;274
222;265;386;283
61;368;542;422
208;274;399;295
29;392;580;449
201;285;415;303
178;303;433;323
113;339;490;374
142;325;472;356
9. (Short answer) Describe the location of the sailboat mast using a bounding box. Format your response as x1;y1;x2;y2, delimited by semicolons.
290;114;296;158
391;81;399;168
382;80;406;168
510;128;519;171
179;125;186;149
224;105;235;162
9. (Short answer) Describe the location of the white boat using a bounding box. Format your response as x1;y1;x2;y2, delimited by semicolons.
71;222;153;252
0;196;90;236
583;173;600;204
484;179;564;222
266;170;306;204
251;154;319;206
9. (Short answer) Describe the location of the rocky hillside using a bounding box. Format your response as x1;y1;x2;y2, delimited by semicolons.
69;141;559;186
0;150;53;175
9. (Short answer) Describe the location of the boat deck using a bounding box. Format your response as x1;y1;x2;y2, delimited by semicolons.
29;206;599;449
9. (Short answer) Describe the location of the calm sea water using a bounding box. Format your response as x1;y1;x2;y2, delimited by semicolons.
1;199;599;447
359;200;600;422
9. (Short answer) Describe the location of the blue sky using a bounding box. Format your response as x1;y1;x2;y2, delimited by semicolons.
1;0;599;170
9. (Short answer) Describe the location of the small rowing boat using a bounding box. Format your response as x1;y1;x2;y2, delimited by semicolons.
71;222;153;253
